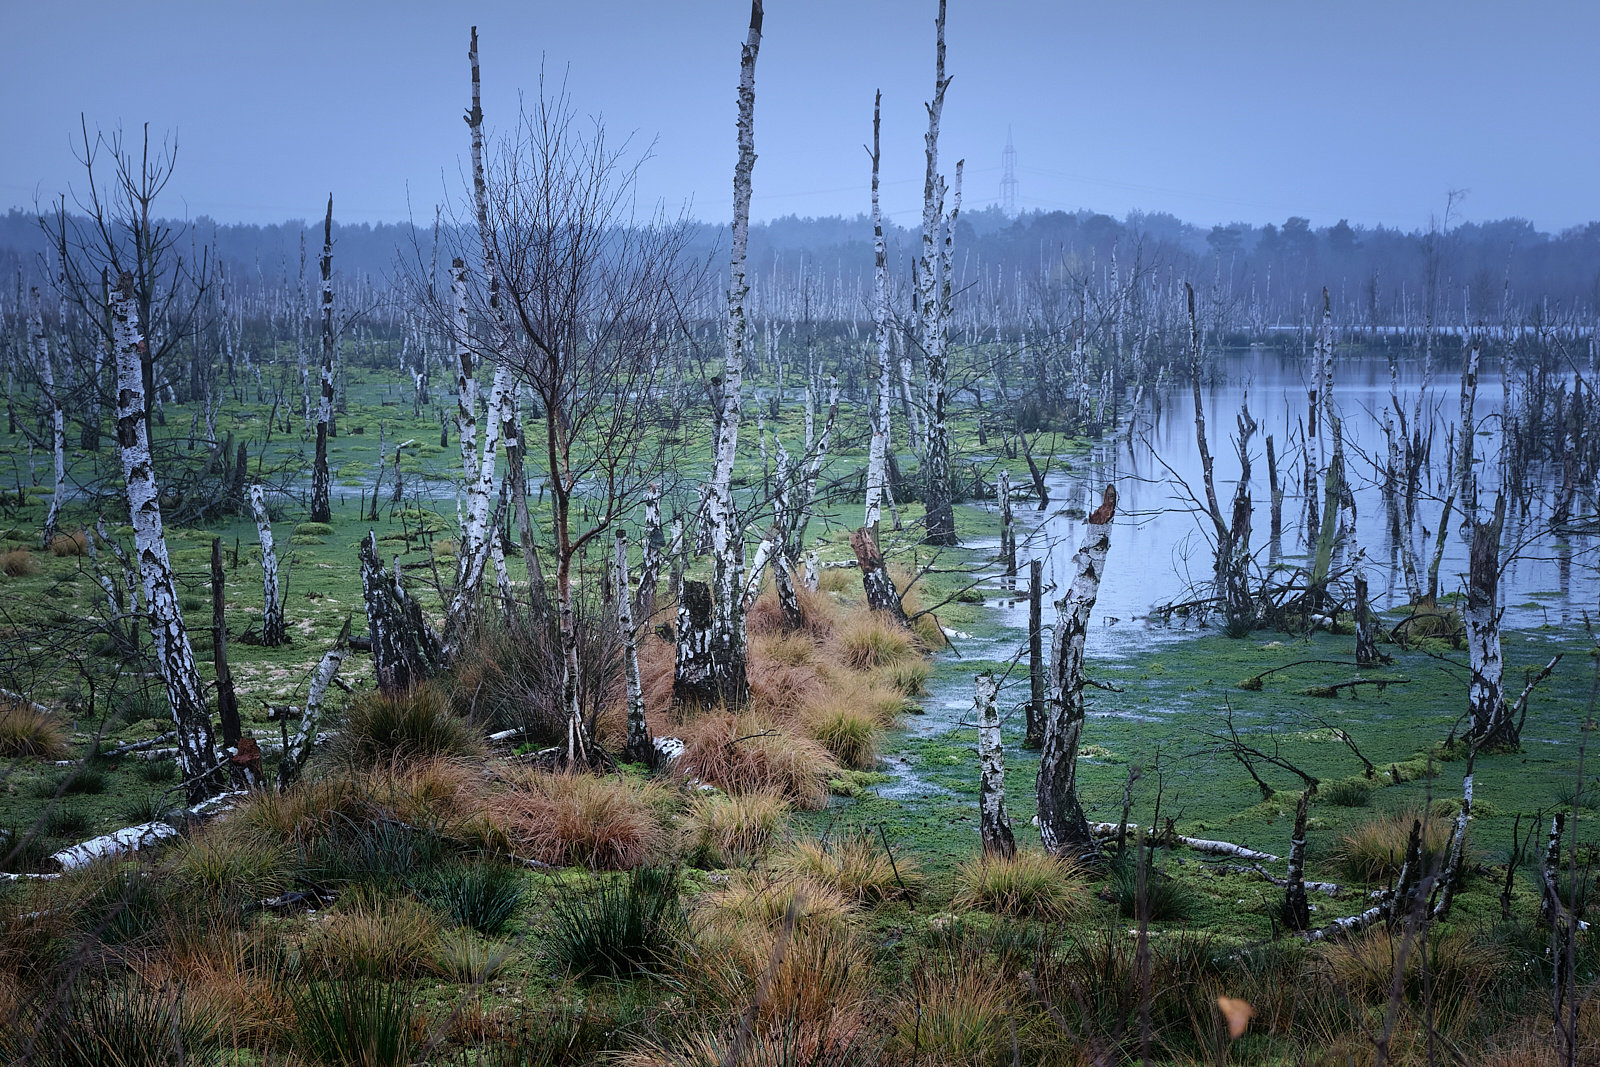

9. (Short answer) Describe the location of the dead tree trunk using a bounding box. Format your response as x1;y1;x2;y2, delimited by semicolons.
1026;557;1045;749
635;483;664;626
975;671;1015;858
113;272;223;805
1355;573;1380;667
1036;484;1116;862
1467;494;1511;747
850;526;909;625
278;615;351;792
864;90;892;542
673;578;717;710
705;0;763;708
211;537;250;789
616;528;653;765
917;0;959;547
359;531;442;695
1265;433;1283;565
250;484;287;646
1282;790;1311;931
310;195;334;524
31;288;64;550
998;467;1016;578
1431;750;1474;920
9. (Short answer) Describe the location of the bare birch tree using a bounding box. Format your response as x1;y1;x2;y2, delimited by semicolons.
1036;484;1116;861
112;272;223;804
309;195;334;524
917;0;960;546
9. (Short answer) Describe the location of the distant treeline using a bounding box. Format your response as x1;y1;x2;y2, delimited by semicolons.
5;204;1599;327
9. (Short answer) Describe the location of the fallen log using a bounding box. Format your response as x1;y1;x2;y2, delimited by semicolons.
1088;822;1279;863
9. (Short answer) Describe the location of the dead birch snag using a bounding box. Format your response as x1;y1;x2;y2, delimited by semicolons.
1540;812;1566;925
975;671;1015;858
998;467;1016;578
1431;751;1474;920
1026;557;1045;749
112;272;223;805
1355;573;1380;667
636;483;664;625
1036;484;1116;862
443;362;511;658
1467;494;1511;747
452;257;478;480
917;0;958;547
850;526;908;625
673;578;717;710
30;288;64;550
211;537;250;788
1265;433;1283;563
278;614;350;791
1282;790;1311;931
359;531;442;695
864;90;892;541
310;195;334;524
616;528;653;765
249;484;287;646
706;0;763;707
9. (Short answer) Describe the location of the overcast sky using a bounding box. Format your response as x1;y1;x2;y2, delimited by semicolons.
3;1;1595;233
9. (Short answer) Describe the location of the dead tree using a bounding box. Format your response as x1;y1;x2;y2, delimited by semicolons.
1026;557;1045;749
917;0;960;547
998;467;1016;578
616;528;652;765
850;526;909;625
975;671;1015;858
1036;484;1116;862
30;288;65;550
359;531;443;695
249;483;287;646
211;537;249;788
673;579;717;709
310;195;334;524
1282;790;1311;931
1466;494;1511;747
278;615;351;791
864;90;893;541
112;271;223;804
703;0;764;707
1354;573;1381;667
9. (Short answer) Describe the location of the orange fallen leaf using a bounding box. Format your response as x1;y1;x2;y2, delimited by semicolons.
1216;996;1255;1040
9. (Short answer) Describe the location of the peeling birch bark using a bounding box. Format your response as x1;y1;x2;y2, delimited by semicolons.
1026;558;1045;748
1354;573;1379;667
850;527;908;624
673;579;717;710
616;528;653;765
443;361;512;658
49;822;179;871
636;483;664;625
278;615;350;791
1037;484;1115;861
360;531;442;694
918;1;959;547
452;257;478;481
975;671;1015;858
1283;791;1311;931
705;0;764;707
310;195;335;524
250;484;287;647
1467;495;1509;746
113;272;223;804
865;90;892;540
1431;755;1473;920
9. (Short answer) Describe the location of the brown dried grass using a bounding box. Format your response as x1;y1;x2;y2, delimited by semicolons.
771;831;922;904
484;768;668;869
831;611;919;671
800;700;880;769
48;530;87;557
746;582;838;643
697;872;859;940
301;893;441;978
0;701;70;760
138;921;294;1047
887;951;1017;1067
0;549;38;578
1334;806;1454;883
677;712;840;810
685;789;790;865
952;849;1088;920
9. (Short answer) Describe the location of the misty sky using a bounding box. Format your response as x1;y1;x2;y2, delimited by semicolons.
3;1;1596;233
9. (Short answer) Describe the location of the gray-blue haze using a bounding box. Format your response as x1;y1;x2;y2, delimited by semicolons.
2;2;1597;232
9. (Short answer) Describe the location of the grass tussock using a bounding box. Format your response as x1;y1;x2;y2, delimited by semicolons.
832;612;918;670
686;789;790;866
1335;807;1454;883
1321;776;1376;807
49;530;88;556
9;980;223;1067
292;978;418;1067
136;922;293;1047
487;768;667;870
952;849;1086;920
172;831;293;906
1323;925;1506;1004
772;831;922;904
746;581;839;643
546;866;684;979
433;928;513;983
0;701;70;759
0;548;39;577
699;872;859;938
336;683;487;764
301;894;441;979
888;950;1017;1067
678;712;840;810
416;860;524;935
801;701;880;770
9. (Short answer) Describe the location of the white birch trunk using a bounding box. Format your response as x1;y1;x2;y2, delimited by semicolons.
616;528;653;765
250;484;287;646
453;258;478;482
31;289;64;550
706;0;763;706
278;615;350;791
444;362;512;657
635;483;664;625
1036;484;1116;859
975;671;1015;857
310;196;335;524
112;273;222;804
